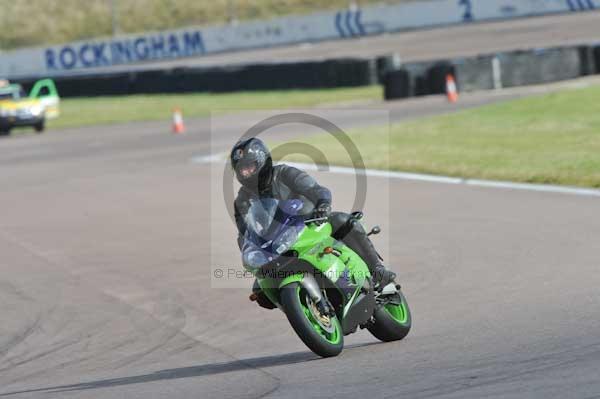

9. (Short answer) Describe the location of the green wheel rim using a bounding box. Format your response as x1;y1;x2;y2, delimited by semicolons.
384;301;409;325
298;287;341;344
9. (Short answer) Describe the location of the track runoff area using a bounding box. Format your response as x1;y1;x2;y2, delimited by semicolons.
1;11;600;399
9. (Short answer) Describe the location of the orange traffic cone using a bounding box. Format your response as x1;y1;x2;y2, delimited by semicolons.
172;108;185;134
445;74;459;103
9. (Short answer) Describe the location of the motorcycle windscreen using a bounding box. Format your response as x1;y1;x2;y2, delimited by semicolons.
242;198;304;270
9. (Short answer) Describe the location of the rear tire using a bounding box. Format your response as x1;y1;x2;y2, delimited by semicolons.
367;290;412;342
280;282;343;357
0;126;10;136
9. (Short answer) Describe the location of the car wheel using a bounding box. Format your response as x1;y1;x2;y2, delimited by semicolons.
0;126;11;136
34;121;45;133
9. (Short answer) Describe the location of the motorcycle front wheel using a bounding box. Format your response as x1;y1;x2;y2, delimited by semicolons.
280;282;343;357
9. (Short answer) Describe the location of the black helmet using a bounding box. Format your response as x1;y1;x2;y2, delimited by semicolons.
230;138;273;192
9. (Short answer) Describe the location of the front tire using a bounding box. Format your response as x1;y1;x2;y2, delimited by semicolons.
280;283;343;357
367;290;412;342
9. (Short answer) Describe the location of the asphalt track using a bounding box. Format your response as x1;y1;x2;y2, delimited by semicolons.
91;10;600;75
1;78;600;398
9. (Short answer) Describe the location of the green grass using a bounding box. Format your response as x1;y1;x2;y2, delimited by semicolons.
0;0;419;50
48;86;381;129
276;85;600;188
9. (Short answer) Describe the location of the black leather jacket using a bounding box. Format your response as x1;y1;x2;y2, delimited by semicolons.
234;164;331;242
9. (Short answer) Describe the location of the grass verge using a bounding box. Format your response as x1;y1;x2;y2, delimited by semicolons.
47;86;381;129
276;85;600;188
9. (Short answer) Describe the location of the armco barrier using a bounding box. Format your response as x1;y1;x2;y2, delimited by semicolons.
182;59;376;92
579;45;598;76
426;63;456;95
383;44;600;101
383;69;410;100
375;54;402;83
23;73;134;97
403;61;437;97
17;44;600;99
389;61;454;98
453;55;495;92
594;46;600;75
15;58;377;97
498;47;582;88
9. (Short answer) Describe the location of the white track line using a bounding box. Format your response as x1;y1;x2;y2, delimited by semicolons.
190;153;224;164
190;155;600;198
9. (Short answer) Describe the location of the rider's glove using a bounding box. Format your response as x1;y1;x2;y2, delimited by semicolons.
312;201;331;223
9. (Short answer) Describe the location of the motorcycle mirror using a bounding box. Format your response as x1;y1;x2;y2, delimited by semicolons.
367;225;381;236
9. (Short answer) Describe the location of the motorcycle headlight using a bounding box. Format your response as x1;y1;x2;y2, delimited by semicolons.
242;249;271;272
273;228;299;255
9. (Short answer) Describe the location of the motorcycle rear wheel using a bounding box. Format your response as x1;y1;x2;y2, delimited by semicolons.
367;289;412;342
281;283;343;357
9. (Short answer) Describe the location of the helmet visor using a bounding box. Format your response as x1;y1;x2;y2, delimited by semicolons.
238;161;258;179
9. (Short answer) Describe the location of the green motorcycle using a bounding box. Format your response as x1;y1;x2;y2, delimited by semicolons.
242;198;411;357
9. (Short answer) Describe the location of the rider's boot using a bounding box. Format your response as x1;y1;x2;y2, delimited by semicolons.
354;232;396;288
332;215;397;289
372;264;396;289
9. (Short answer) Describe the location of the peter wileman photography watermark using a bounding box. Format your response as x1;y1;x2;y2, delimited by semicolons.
212;267;372;282
208;109;390;288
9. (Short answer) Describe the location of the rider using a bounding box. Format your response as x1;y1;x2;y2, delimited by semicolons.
231;138;396;306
